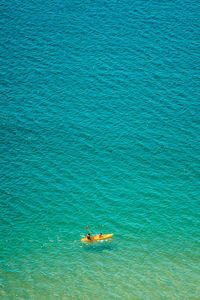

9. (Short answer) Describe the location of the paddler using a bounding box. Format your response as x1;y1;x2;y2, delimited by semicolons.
99;233;102;238
87;233;92;240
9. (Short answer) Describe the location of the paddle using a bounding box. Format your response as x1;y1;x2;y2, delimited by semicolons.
86;227;93;240
86;227;91;234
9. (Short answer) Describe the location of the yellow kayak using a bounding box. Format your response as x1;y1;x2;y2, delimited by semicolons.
81;233;114;242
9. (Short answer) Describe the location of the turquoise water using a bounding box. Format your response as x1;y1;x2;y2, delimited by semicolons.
1;0;200;298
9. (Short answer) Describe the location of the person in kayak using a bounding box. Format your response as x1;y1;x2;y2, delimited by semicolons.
99;233;102;238
87;233;92;240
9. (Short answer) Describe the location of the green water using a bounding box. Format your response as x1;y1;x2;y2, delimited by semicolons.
1;0;200;298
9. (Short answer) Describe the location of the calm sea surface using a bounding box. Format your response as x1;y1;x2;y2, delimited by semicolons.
1;0;200;298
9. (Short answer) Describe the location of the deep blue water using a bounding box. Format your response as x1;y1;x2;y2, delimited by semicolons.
1;0;200;298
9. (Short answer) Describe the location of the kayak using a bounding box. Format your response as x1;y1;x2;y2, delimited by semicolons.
81;233;114;242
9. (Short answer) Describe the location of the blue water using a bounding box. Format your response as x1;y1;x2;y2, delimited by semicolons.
1;0;200;298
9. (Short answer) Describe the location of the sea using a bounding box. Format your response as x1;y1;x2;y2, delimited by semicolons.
1;0;200;299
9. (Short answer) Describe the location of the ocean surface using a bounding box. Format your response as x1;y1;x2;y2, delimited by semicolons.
1;0;200;298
